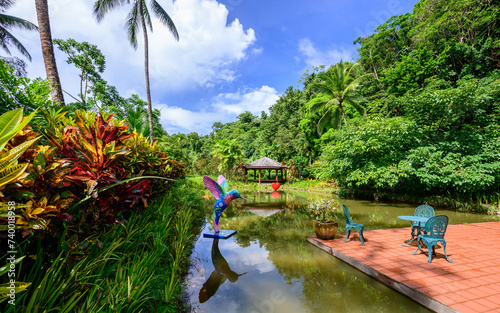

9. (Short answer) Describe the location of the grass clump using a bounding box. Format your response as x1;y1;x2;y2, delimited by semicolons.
1;181;205;313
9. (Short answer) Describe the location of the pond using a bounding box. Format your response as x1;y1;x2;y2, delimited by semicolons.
186;189;500;313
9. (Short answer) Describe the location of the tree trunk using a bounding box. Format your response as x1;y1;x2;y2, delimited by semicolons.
35;0;65;105
139;2;155;143
339;102;347;124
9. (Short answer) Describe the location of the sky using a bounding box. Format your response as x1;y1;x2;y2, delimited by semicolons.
7;0;419;135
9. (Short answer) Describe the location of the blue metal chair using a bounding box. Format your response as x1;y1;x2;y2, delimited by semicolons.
342;204;365;245
411;205;435;239
413;215;452;263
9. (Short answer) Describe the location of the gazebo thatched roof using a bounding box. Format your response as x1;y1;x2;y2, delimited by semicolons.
245;157;287;168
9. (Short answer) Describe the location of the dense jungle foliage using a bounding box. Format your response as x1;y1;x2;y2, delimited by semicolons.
3;0;498;210
181;0;500;209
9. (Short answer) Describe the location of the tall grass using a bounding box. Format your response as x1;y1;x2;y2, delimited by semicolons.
1;181;205;313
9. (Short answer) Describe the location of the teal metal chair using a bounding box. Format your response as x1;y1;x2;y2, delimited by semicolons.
413;215;452;263
411;205;435;239
342;204;365;245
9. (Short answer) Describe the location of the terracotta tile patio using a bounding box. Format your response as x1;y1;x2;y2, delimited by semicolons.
307;221;500;313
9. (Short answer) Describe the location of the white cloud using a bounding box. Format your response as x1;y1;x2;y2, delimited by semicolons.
8;0;256;97
148;0;256;90
158;86;279;134
213;86;279;115
156;104;221;134
221;239;275;274
298;38;355;68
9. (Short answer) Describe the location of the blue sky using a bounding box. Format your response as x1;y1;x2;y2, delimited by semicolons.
8;0;419;135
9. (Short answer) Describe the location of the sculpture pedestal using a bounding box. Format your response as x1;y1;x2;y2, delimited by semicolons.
203;229;237;239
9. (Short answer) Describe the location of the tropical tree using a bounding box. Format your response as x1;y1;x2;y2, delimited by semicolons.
35;0;65;105
212;138;244;178
308;60;370;133
53;38;106;105
0;59;51;114
93;0;179;143
0;0;38;61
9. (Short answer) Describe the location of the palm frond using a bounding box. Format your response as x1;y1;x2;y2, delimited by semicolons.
308;94;328;114
0;13;37;60
320;72;338;95
0;26;31;60
0;13;38;31
343;73;372;97
0;0;16;12
140;0;153;31
151;0;178;40
126;1;140;49
308;82;327;94
344;61;358;80
317;108;333;134
93;0;126;22
347;97;366;116
0;27;12;55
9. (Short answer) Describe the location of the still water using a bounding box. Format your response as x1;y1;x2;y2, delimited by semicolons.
186;189;500;313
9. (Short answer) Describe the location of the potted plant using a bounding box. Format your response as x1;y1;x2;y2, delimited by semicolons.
309;199;339;240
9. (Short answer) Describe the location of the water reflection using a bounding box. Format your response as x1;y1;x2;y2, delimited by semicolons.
188;189;500;313
243;190;288;206
241;190;286;218
199;238;247;303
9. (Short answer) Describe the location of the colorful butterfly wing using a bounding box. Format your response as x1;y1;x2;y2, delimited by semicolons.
218;175;229;194
203;175;223;199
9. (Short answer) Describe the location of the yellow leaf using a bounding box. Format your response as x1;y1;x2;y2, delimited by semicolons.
31;208;44;215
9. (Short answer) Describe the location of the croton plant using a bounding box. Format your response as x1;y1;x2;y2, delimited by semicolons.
1;108;185;238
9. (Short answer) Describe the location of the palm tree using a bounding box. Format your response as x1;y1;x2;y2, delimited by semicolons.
0;0;38;61
308;60;370;134
35;0;65;105
93;0;179;143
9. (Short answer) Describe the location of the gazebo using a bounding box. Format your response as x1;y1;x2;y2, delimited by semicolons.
244;157;287;184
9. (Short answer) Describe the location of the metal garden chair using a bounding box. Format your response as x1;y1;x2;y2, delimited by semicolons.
413;215;452;263
342;204;365;245
411;205;435;239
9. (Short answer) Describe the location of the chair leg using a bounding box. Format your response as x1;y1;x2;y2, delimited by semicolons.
412;237;422;255
427;244;435;263
344;230;350;243
442;242;452;263
359;228;365;246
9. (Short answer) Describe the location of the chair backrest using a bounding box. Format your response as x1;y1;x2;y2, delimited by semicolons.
342;204;352;225
415;205;435;219
424;215;448;238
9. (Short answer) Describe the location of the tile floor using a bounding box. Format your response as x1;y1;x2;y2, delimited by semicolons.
307;222;500;313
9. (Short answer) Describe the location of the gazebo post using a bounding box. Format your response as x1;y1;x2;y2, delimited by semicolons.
244;157;289;185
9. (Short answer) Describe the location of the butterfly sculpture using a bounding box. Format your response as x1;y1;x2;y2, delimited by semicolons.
203;175;246;232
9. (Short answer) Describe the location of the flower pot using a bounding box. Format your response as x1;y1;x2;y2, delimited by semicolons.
313;220;338;240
